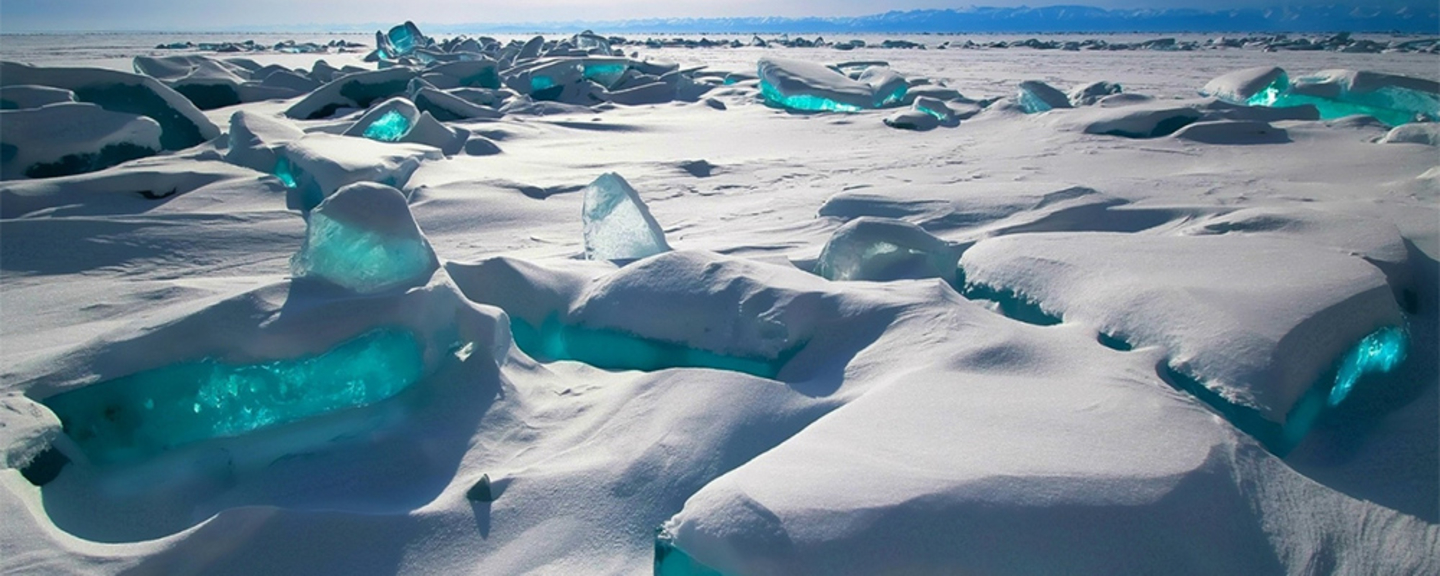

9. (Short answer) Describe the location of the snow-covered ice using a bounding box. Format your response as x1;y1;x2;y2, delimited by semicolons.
1;25;1437;576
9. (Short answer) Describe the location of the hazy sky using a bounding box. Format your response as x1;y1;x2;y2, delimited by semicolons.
0;0;1428;32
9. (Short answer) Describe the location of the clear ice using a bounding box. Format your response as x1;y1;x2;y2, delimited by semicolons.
42;328;424;465
1328;326;1408;406
361;109;413;142
654;526;724;576
273;156;299;188
511;316;789;378
582;172;672;261
758;79;863;113
815;218;957;283
291;183;436;293
581;62;629;88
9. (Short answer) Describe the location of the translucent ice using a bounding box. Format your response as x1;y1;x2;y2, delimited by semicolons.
1016;80;1072;114
362;109;412;142
815;217;958;283
291;182;438;293
582;172;671;261
1328;326;1408;406
1226;68;1440;126
654;526;723;576
511;316;788;378
42;328;424;465
756;57;878;112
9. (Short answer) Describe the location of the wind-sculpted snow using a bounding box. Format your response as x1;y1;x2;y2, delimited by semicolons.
0;103;161;179
225;110;305;173
0;85;75;109
960;232;1405;451
0;61;219;151
276;133;443;211
285;67;416;120
291;182;439;294
582;172;672;261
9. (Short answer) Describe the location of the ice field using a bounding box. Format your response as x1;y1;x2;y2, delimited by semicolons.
1;25;1438;575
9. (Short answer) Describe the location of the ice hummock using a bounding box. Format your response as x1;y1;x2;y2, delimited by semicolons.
757;57;901;112
1203;66;1440;126
0;103;161;180
41;327;425;465
0;61;219;151
276;133;443;211
224;110;305;173
582;172;672;261
814;217;959;283
291;182;439;294
1016;80;1073;113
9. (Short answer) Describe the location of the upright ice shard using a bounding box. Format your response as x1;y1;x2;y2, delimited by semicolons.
291;182;439;293
344;98;420;142
582;172;671;261
814;217;958;283
1016;80;1072;114
41;327;425;465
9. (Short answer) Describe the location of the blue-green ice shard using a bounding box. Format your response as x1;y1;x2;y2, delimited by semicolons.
274;156;298;188
512;316;792;379
43;328;425;465
1328;326;1408;406
361;109;412;142
291;208;434;294
759;79;863;113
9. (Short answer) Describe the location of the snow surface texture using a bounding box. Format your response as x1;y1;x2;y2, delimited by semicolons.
1;26;1438;576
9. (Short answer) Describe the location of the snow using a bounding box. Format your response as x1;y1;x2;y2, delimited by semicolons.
1;103;161;180
1;31;1438;576
0;85;75;109
756;57;885;112
581;172;671;261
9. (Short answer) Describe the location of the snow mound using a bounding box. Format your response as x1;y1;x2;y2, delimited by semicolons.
1171;119;1288;144
133;55;310;110
960;232;1403;432
1380;122;1440;146
0;85;76;109
1200;66;1287;103
1053;100;1202;138
663;318;1436;575
285;67;416;120
582;172;671;261
1067;80;1123;106
224;110;305;173
814;217;959;283
277;133;443;211
291;182;439;294
0;103;161;180
0;61;219;150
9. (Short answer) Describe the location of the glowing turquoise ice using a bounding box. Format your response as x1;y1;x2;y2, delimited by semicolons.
274;156;298;188
759;79;862;113
875;84;908;107
654;526;724;576
361;109;412;142
1017;90;1054;114
531;76;556;91
387;23;419;55
582;63;628;88
42;328;424;465
291;210;434;293
512;316;790;378
1246;72;1438;127
1328;326;1408;406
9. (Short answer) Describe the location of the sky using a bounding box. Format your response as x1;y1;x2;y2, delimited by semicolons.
0;0;1430;32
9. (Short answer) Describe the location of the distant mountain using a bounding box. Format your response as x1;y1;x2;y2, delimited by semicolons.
429;5;1440;35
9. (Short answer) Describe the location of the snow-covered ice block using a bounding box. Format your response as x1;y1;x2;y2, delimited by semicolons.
1068;80;1123;106
291;182;438;293
0;85;75;109
815;217;959;283
856;66;908;106
1056;101;1202;138
224;110;304;173
1016;80;1072;113
412;87;503;120
756;57;881;112
285;67;416;120
277;133;443;211
133;54;252;109
1201;66;1287;103
1380;122;1440;146
960;232;1403;428
883;108;939;131
41;327;425;465
1171;120;1288;144
1;103;161;179
661;317;1434;575
428;60;502;89
0;61;219;150
582;172;671;261
343;97;419;142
